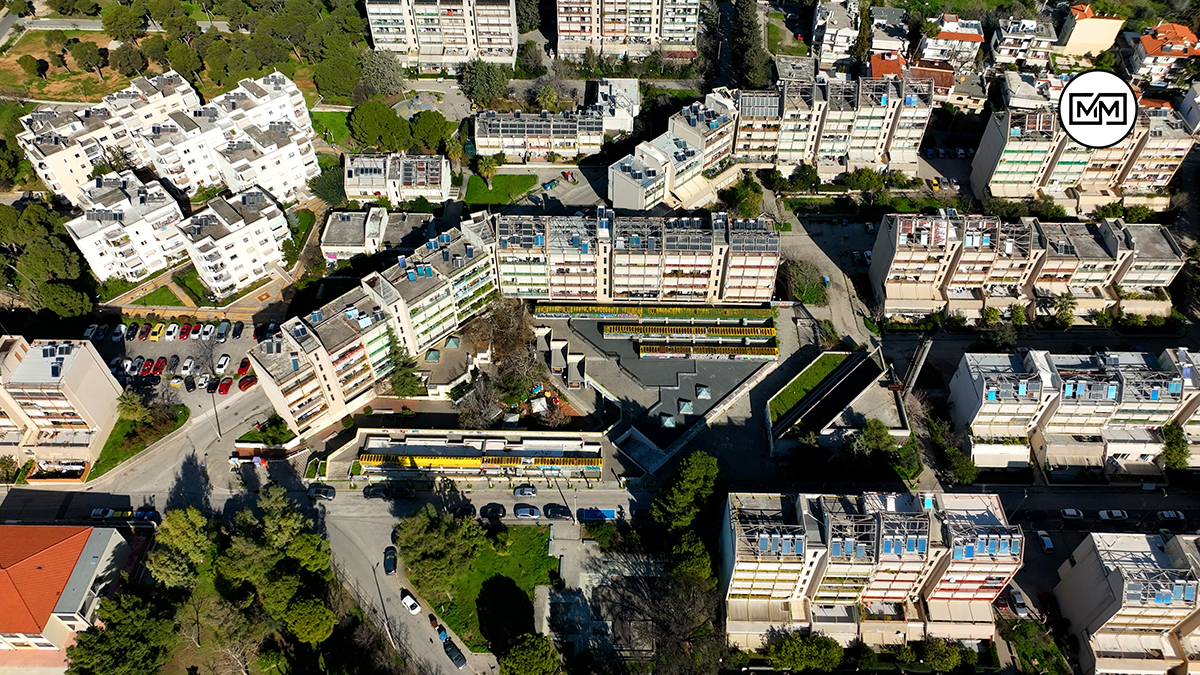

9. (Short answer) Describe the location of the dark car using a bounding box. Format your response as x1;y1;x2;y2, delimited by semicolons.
443;640;467;669
437;625;448;642
183;376;196;392
126;322;140;341
544;504;571;520
152;357;167;375
138;375;161;387
254;323;265;341
238;376;257;391
452;504;477;519
232;321;245;339
138;323;153;340
479;503;506;519
134;509;160;522
363;484;390;499
266;319;278;337
237;358;251;376
206;377;220;394
383;546;397;575
217;377;233;395
167;355;180;373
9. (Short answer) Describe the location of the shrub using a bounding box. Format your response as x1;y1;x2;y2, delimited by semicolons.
341;416;354;429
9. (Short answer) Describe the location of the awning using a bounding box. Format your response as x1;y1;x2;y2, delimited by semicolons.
672;177;717;209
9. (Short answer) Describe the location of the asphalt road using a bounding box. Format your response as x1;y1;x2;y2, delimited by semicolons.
18;17;233;32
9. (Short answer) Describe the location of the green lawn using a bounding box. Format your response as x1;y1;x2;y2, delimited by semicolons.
768;353;848;422
432;526;558;652
131;285;184;307
767;21;810;56
787;261;828;306
173;267;209;305
464;174;538;206
89;406;190;481
313;111;351;145
236;415;296;445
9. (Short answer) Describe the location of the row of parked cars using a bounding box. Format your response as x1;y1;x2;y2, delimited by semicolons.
109;354;256;393
87;320;245;343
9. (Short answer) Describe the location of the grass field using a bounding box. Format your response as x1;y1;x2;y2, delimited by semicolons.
0;31;136;100
787;260;828;306
89;405;190;481
131;285;185;307
767;19;810;56
173;267;208;305
464;174;538;206
432;526;558;652
313;111;351;145
768;353;848;422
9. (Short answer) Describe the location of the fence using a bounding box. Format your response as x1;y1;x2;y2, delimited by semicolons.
329;550;430;674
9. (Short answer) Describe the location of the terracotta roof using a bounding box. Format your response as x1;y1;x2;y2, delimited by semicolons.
912;60;956;89
871;51;907;78
0;526;91;634
1071;4;1093;19
1138;97;1174;109
934;31;985;43
1139;22;1199;57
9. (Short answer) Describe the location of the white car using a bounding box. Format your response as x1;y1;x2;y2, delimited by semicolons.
1010;589;1029;617
1061;508;1084;520
215;354;231;374
180;357;195;377
197;373;211;388
201;324;215;341
90;508;115;519
400;590;421;615
165;323;179;341
1037;530;1054;553
1099;510;1129;520
111;324;126;342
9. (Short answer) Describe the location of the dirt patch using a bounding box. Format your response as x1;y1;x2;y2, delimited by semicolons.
1;31;139;100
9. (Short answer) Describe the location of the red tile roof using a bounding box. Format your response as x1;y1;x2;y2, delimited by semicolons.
871;51;907;78
1139;22;1199;57
912;60;956;89
934;31;985;43
1071;4;1093;19
0;526;91;634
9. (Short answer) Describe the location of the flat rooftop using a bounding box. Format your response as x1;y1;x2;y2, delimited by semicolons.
1035;221;1115;261
8;341;88;386
1094;533;1177;569
1122;223;1182;261
938;493;1009;527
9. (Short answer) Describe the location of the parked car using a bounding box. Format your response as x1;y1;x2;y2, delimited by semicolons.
138;323;153;340
149;323;166;341
453;504;477;519
83;324;98;340
936;148;947;158
513;484;537;497
140;359;155;376
363;485;390;499
544;504;571;520
215;354;231;374
238;376;257;391
189;323;202;339
401;590;421;615
152;357;167;375
443;640;467;669
924;148;935;159
254;323;266;341
308;485;336;501
529;195;543;206
90;508;114;519
968;147;976;157
216;320;230;342
179;323;191;341
863;250;872;265
165;323;179;341
437;625;448;642
93;325;109;341
217;377;233;394
139;375;161;387
1061;508;1084;520
108;357;121;373
237;358;251;376
1010;589;1029;617
205;377;220;394
480;503;506;519
128;356;144;375
232;321;245;340
169;376;184;388
515;505;540;519
181;357;195;376
134;509;159;522
1037;530;1054;553
265;320;278;337
1099;510;1128;521
184;376;196;392
167;355;180;373
383;546;397;575
851;251;864;266
956;148;966;159
201;324;215;341
929;178;941;190
126;323;140;341
1159;511;1187;521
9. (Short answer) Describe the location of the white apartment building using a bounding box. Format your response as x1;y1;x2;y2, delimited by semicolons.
365;0;518;68
177;189;289;298
990;17;1057;68
320;207;435;261
1056;533;1200;675
589;78;641;134
0;337;122;468
869;7;907;54
668;91;739;173
811;0;860;70
65;171;186;282
343;154;452;204
139;110;232;196
212;122;318;203
554;0;700;59
474;109;604;160
918;14;984;67
1179;83;1200;133
1127;22;1199;86
776;58;826;168
949;351;1055;468
607;131;705;211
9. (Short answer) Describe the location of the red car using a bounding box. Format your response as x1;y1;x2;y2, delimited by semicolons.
138;324;152;340
139;358;155;376
217;377;233;395
151;357;167;375
189;323;202;339
179;323;191;341
238;376;257;391
237;358;251;376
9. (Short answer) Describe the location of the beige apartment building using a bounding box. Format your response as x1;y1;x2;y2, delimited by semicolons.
721;492;1020;649
811;0;860;69
948;351;1055;469
474;109;604;160
555;0;700;58
0;338;121;469
918;14;985;67
1058;4;1123;56
868;212;969;318
970;110;1091;202
365;0;518;68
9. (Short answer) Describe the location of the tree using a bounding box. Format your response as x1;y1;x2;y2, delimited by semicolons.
314;54;360;98
410;109;450;152
116;389;152;422
1161;423;1190;470
7;0;31;15
733;0;769;87
460;58;511;105
308;166;345;206
165;42;202;78
348;100;411;151
850;418;898;455
1094;49;1117;71
156;506;210;566
920;17;941;37
768;632;844;672
981;197;1029;221
793;163;820;193
287;532;332;575
534;85;557;110
141;34;169;64
146;546;198;588
17;54;45;80
1052;292;1078;328
69;41;105;81
285;599;336;645
43;29;68;51
259;482;309;549
475;155;498;189
109;43;147;76
66;593;176;675
1094;201;1123;219
0;455;18;483
670;531;715;588
444;136;463;173
356;49;406;97
851;0;871;60
651;451;718;530
48;51;68;72
37;283;92;317
1011;306;1026;327
843;167;886;202
1125;205;1153;223
719;175;763;218
388;332;424;397
164;15;201;44
499;633;560;675
1030;195;1067;220
991;321;1018;349
922;640;962;671
515;0;539;33
103;4;145;43
74;0;99;15
516;40;545;78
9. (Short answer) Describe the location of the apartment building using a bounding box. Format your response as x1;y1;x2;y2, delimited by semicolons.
555;0;700;58
365;0;518;67
776;76;826;167
607;131;704;211
1180;83;1200;133
177;189;289;298
1058;4;1124;56
1002;71;1063;110
918;14;984;67
668;92;739;173
721;214;781;304
1121;102;1194;195
1033;352;1124;471
65;171;186;282
811;0;860;69
948;351;1055;468
1112;221;1185;316
0;526;131;651
496;214;552;300
0;337;121;467
869;7;907;54
139;109;232;195
991;17;1056;68
1056;533;1200;675
731;89;784;164
868;213;964;318
970;110;1083;200
590;78;641;134
320;207;435;261
1128;22;1199;86
474;109;604;160
212;122;318;203
342;153;452;204
721;492;1018;649
1027;220;1122;320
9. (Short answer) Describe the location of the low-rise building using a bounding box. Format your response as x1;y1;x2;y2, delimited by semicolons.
177;188;289;298
474;109;604;160
811;0;861;69
1127;22;1199;86
991;17;1056;68
590;78;640;134
319;208;434;261
342;153;452;204
1058;4;1124;56
1002;71;1063;110
0;526;131;651
918;14;985;67
0;337;122;468
65;171;186;282
869;7;907;54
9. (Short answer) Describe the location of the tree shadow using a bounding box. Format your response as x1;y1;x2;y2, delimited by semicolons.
476;574;533;654
165;451;212;515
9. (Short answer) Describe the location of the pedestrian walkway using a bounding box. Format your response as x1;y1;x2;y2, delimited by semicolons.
164;280;197;308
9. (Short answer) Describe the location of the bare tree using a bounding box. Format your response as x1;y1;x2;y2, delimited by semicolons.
455;373;501;429
540;402;570;428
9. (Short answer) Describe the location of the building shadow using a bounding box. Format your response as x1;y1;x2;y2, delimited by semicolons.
476;574;533;653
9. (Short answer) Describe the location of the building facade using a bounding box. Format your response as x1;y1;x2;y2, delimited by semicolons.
990;17;1056;68
918;14;985;67
365;0;518;68
342;153;452;204
555;0;700;58
177;188;290;298
1127;22;1199;86
474;109;604;160
811;0;861;69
